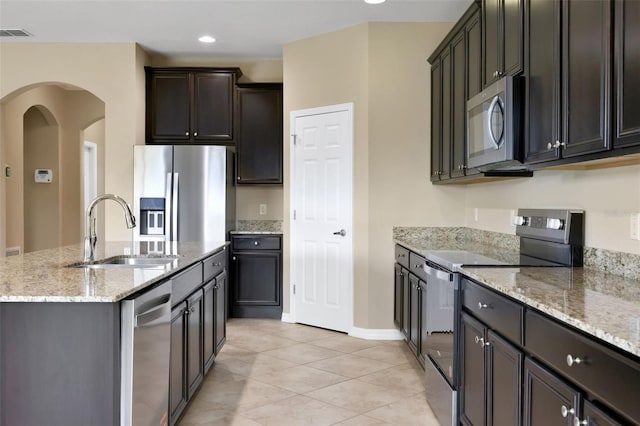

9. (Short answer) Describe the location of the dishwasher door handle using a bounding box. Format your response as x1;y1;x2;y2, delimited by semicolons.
423;263;453;282
135;294;171;327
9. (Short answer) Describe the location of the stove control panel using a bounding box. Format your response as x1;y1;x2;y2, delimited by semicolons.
515;209;584;245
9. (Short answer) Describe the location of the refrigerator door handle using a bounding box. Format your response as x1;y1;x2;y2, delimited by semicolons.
172;172;179;241
165;173;173;241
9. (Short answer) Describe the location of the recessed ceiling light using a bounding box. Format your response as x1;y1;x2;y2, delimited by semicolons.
198;35;216;43
364;0;386;4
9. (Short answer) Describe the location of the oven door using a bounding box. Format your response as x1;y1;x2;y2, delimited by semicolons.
421;263;457;426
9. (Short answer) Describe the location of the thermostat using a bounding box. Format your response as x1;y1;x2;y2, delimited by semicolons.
34;169;53;183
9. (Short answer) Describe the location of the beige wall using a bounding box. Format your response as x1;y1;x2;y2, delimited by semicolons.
464;166;640;254
283;23;461;328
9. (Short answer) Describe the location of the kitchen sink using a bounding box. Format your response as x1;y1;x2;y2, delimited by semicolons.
68;256;179;269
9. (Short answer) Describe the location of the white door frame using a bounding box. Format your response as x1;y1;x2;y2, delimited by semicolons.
289;102;354;332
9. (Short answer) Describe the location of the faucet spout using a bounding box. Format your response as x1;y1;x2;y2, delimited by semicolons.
84;194;137;262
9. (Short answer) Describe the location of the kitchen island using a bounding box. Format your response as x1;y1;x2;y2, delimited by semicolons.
0;241;228;426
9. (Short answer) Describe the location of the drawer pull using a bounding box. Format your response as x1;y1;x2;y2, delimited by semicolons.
254;241;259;246
474;336;490;347
566;354;583;367
477;302;490;309
397;253;406;258
574;418;587;426
561;405;575;418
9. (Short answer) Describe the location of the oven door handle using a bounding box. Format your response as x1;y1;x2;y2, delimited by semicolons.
423;264;453;282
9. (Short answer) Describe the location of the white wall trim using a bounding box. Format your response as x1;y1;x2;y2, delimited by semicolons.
281;312;295;323
349;326;404;341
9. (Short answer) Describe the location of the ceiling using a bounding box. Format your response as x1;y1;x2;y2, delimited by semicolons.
0;0;472;59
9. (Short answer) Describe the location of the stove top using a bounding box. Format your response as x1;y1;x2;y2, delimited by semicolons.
424;250;564;272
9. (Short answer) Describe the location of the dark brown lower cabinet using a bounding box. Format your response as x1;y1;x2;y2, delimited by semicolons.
170;302;187;424
460;312;523;426
582;400;622;426
408;274;421;355
394;263;404;330
214;270;227;355
203;280;215;374
401;266;410;339
186;290;204;399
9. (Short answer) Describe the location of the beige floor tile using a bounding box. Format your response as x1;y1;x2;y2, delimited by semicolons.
305;379;412;414
242;394;358;426
252;364;348;393
351;344;415;366
261;343;343;365
364;392;440;426
333;415;393;425
217;353;298;377
270;325;340;343
179;414;262;426
310;334;382;353
189;377;296;412
306;354;394;378
357;364;427;393
231;333;300;352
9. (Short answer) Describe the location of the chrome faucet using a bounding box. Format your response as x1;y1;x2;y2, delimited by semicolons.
84;194;136;261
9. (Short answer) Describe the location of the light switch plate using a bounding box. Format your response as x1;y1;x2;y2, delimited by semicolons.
259;204;267;215
631;213;640;240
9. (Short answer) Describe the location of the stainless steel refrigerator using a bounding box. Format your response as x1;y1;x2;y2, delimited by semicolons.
133;145;235;250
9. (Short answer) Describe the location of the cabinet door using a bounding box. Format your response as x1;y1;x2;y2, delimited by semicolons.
186;290;204;399
192;72;234;141
503;0;524;76
169;302;187;424
613;0;640;148
203;280;215;374
460;313;486;426
451;31;467;178
581;400;623;426
402;266;410;339
487;330;523;426
441;49;452;180
524;0;561;164
561;0;611;158
408;274;420;355
148;72;190;141
394;263;404;329
467;10;483;101
232;251;282;318
214;270;227;355
236;85;283;184
523;358;580;426
430;57;442;182
419;281;429;364
483;0;501;86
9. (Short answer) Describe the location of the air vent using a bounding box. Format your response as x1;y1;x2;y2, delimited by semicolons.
5;246;21;256
0;29;32;37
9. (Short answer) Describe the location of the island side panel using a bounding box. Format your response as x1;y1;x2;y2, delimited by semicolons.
0;302;120;426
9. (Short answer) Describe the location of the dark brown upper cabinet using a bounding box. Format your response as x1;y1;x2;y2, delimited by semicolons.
235;83;283;185
524;0;611;165
145;67;242;144
613;0;640;149
483;0;524;88
430;56;443;182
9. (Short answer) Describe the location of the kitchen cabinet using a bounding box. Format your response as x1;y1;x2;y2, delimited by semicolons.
461;278;524;426
145;67;242;144
203;280;215;374
429;3;482;183
613;0;640;149
393;263;405;332
408;274;421;355
231;234;283;318
483;0;524;87
524;0;611;164
203;251;227;374
214;270;227;355
170;301;188;423
394;245;411;339
236;83;283;185
186;290;204;399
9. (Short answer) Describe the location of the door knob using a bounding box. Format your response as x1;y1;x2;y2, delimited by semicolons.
333;229;347;237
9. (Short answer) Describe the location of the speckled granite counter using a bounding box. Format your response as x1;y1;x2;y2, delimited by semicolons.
230;231;282;235
460;266;640;358
234;220;282;234
393;226;640;359
0;241;227;303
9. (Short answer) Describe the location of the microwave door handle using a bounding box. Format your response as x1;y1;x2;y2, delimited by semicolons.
487;95;503;149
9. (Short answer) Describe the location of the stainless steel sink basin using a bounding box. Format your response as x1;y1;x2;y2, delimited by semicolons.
68;256;179;269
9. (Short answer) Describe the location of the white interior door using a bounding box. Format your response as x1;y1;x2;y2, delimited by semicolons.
291;104;353;333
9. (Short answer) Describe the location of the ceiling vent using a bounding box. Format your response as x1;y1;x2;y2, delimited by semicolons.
0;29;32;37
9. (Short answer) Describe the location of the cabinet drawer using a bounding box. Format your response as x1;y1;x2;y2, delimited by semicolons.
409;252;428;282
526;310;640;423
395;245;410;269
232;235;281;250
462;278;523;345
172;263;203;305
203;248;227;282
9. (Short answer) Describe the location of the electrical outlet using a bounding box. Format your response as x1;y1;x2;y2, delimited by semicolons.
474;208;479;222
631;213;640;240
259;204;267;215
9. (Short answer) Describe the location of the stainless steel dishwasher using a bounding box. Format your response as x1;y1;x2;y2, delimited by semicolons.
120;280;172;426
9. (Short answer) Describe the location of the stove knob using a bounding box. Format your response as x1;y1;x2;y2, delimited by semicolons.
547;218;564;230
512;216;529;226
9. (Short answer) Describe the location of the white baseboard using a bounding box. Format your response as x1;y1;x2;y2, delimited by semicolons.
281;312;295;323
349;326;404;340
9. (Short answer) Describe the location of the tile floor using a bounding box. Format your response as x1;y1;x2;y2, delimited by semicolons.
178;318;440;426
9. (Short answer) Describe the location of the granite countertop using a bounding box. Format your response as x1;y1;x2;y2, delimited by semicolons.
0;241;228;303
230;231;282;235
461;266;640;358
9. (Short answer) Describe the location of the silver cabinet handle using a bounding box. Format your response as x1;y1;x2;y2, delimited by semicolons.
185;131;189;136
254;241;259;246
478;302;489;309
474;336;489;346
561;405;575;418
547;140;566;150
574;418;587;426
194;132;198;136
333;229;346;237
566;354;583;367
397;253;406;258
237;176;241;180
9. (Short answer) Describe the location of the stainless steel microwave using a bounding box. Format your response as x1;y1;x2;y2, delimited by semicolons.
466;76;523;171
